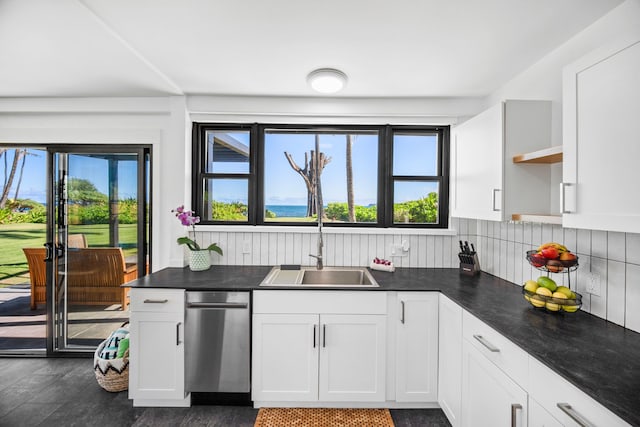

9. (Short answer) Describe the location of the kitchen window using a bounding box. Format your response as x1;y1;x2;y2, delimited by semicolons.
192;123;449;228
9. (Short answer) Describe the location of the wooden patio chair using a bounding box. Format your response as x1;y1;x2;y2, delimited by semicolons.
22;247;137;310
66;248;135;309
67;234;88;248
22;247;47;310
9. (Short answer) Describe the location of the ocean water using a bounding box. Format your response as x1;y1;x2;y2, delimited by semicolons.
265;205;307;217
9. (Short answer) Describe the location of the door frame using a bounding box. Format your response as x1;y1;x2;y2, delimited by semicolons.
45;144;152;356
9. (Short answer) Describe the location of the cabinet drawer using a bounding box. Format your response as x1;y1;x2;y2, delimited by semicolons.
253;290;387;314
462;311;528;388
129;288;185;313
529;356;630;427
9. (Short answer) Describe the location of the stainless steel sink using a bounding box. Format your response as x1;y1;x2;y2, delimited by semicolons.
259;266;379;287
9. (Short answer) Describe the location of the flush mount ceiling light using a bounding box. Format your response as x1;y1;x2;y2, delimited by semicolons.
307;68;348;94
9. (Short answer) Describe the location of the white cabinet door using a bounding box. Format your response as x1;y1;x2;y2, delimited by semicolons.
562;38;640;233
129;311;185;401
452;100;552;221
461;339;528;427
529;398;563;427
451;103;504;221
438;295;463;427
319;314;386;402
528;356;630;427
396;292;439;403
128;288;187;405
252;313;319;402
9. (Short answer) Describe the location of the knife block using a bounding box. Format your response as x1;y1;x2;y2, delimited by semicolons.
460;253;481;276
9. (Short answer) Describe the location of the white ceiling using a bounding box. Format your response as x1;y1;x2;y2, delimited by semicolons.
0;0;624;98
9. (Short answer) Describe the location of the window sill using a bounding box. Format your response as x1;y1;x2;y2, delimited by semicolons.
195;224;458;236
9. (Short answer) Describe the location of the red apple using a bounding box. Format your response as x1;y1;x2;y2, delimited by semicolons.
529;253;546;267
540;247;559;259
559;252;577;261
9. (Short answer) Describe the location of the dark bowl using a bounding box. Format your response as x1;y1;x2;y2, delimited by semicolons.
526;250;578;273
522;287;582;313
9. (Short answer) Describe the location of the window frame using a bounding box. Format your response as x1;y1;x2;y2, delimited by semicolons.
192;123;449;229
385;126;450;228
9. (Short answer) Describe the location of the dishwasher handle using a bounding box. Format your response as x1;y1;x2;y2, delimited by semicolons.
186;302;248;309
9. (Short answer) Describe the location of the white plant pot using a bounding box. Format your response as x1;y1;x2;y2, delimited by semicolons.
189;250;211;271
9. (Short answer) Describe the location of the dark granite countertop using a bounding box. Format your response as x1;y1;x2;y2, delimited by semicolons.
127;266;640;425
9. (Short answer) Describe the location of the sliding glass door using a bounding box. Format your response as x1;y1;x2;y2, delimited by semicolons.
48;146;150;353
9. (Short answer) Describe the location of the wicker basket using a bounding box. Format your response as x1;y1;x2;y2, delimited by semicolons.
94;339;129;392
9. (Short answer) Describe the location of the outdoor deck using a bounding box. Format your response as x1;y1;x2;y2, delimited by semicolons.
0;275;129;352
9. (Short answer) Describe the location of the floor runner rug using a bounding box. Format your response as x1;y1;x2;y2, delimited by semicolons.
254;407;394;427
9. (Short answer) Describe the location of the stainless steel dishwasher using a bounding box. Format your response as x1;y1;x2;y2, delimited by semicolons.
185;291;250;396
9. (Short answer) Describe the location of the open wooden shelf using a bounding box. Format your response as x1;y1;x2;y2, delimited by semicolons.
511;214;562;224
512;145;562;164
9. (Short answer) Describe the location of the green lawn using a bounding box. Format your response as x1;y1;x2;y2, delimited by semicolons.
0;223;139;282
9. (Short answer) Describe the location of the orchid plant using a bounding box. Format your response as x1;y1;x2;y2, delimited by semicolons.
172;206;223;255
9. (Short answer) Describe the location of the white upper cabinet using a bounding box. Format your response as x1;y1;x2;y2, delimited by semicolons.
451;100;553;222
562;37;640;233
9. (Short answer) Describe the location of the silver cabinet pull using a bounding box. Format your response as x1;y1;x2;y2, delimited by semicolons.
143;299;168;304
323;324;326;348
492;188;501;212
313;324;317;348
511;403;522;427
557;403;597;427
400;301;405;324
187;302;248;309
473;334;500;352
176;322;181;346
560;182;573;213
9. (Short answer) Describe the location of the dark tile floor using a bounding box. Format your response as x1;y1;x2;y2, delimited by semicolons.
0;357;452;427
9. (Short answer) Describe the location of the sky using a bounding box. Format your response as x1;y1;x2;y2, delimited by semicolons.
2;133;438;207
0;148;139;203
209;131;439;206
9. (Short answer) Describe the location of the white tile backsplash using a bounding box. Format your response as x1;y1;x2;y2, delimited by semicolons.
625;264;640;333
627;233;640;265
608;232;626;263
577;229;591;255
607;260;626;327
591;230;608;259
532;223;542;247
541;224;553;245
563;228;577;254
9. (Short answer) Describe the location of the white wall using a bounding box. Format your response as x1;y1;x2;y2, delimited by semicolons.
468;0;640;331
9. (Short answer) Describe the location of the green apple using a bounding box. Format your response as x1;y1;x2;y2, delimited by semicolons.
537;276;557;292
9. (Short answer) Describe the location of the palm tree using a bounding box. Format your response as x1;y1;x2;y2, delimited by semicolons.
13;148;29;200
0;148;24;209
346;135;356;222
